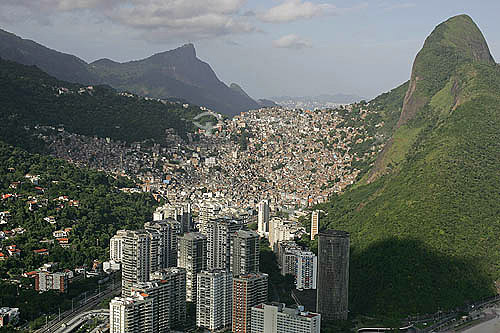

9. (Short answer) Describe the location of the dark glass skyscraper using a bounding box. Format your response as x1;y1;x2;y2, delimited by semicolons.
316;230;350;321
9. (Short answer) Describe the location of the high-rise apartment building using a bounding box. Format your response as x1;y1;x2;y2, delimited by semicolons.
316;230;350;321
257;200;270;235
232;273;268;333
230;230;260;276
110;230;128;262
269;218;294;252
131;281;170;333
121;230;152;296
144;219;180;269
150;268;187;329
198;200;221;229
250;303;321;333
310;211;319;240
177;232;208;302
278;242;317;290
295;251;317;290
201;218;243;271
109;294;154;333
196;270;233;331
153;203;192;233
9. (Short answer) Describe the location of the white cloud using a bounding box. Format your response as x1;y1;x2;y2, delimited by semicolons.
259;0;336;23
273;34;312;49
0;0;254;41
258;0;369;23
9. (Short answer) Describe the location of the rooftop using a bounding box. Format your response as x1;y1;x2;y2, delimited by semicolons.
318;229;349;238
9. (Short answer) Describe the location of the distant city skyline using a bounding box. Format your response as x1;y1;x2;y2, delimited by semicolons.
1;0;498;99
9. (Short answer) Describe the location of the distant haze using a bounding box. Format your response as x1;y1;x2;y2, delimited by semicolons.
0;0;498;99
271;94;365;104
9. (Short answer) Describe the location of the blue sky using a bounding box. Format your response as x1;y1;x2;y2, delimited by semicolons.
1;0;499;99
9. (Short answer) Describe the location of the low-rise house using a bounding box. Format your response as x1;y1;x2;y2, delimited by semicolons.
43;216;56;225
57;238;70;248
33;249;49;256
6;245;20;257
25;174;40;185
53;230;68;238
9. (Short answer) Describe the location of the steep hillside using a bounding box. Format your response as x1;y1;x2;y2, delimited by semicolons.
320;15;500;318
0;29;259;117
367;14;496;182
0;58;201;150
89;44;259;117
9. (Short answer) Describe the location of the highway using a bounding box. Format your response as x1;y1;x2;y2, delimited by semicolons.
36;284;119;333
55;309;109;333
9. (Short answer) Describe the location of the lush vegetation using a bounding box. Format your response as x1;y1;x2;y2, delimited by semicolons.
319;15;500;319
0;142;156;272
0;58;202;150
0;142;156;323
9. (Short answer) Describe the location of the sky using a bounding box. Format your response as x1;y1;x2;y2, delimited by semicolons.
0;0;499;100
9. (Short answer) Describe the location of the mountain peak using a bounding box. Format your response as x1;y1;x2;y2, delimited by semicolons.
423;14;495;65
396;14;494;128
172;43;196;57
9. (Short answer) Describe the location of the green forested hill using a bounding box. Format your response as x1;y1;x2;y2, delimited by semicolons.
0;58;202;150
0;141;157;323
320;15;500;318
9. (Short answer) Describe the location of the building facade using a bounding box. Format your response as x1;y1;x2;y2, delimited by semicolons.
109;294;154;333
316;230;350;321
257;200;270;235
150;268;187;329
144;219;180;269
121;230;153;296
130;281;170;333
250;303;321;333
177;232;207;302
109;230;128;262
35;271;68;293
310;211;319;241
295;251;317;290
153;203;192;234
201;218;243;271
230;230;260;276
196;270;233;331
0;307;19;327
232;273;268;333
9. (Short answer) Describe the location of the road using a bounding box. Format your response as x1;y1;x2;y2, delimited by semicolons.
36;284;119;333
55;309;109;333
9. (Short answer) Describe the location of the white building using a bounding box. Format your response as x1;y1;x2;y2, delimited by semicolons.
251;303;321;333
0;307;19;327
109;230;127;262
198;200;221;230
153;203;192;233
310;211;319;240
295;251;317;290
196;270;233;331
269;218;294;252
109;295;154;333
